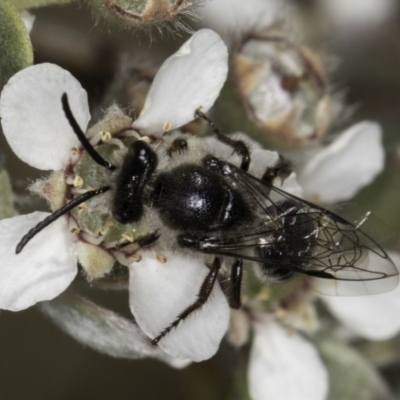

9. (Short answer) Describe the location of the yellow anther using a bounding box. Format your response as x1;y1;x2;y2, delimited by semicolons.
99;131;112;142
163;121;172;132
122;232;135;242
70;147;80;156
70;226;80;235
257;287;271;301
77;203;87;214
275;307;288;320
157;254;167;263
74;176;83;188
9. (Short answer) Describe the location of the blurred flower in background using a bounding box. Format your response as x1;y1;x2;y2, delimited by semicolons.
1;0;400;400
316;0;398;42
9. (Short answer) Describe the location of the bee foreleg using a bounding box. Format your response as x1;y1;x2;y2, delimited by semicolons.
261;155;293;186
195;110;251;171
151;257;222;345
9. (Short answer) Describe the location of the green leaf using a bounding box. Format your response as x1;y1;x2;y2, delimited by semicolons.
0;1;33;83
0;167;14;219
316;337;393;400
8;0;73;9
38;290;188;367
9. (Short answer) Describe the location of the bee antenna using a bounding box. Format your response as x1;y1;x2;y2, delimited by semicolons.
15;186;110;254
195;110;221;137
61;93;116;171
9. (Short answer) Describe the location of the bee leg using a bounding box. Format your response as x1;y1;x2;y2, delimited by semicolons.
195;110;251;171
151;257;222;345
261;155;293;186
225;258;243;309
135;231;160;248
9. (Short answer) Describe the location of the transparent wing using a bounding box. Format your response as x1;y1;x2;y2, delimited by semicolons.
193;163;399;296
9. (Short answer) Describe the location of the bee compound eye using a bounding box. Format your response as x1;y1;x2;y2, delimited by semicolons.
174;138;187;149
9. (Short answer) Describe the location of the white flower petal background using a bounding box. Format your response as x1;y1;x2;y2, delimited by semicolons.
129;253;230;362
322;252;400;340
133;29;228;136
248;319;329;400
19;10;35;33
299;122;384;203
0;63;90;170
0;212;76;311
317;0;397;30
197;0;286;43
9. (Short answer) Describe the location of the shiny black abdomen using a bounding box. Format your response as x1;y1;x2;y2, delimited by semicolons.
152;164;250;232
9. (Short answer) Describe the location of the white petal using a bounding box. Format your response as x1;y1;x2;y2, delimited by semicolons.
299;122;384;203
248;319;329;400
318;0;396;30
129;253;230;361
0;63;90;170
198;0;285;44
133;29;228;136
321;253;400;340
0;212;77;311
19;10;35;33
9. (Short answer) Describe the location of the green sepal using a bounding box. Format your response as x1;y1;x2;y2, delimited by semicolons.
8;0;73;9
0;1;33;84
316;337;393;400
0;167;15;219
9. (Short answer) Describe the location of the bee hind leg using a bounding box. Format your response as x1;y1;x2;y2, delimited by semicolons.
151;257;222;345
219;258;243;309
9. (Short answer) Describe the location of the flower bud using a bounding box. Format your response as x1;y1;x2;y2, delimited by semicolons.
232;27;342;146
88;0;194;30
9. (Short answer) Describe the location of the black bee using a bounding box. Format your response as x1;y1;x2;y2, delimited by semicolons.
16;93;399;344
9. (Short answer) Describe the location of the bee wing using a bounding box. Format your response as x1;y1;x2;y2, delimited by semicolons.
198;164;399;296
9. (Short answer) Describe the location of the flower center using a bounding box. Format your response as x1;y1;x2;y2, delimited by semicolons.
64;125;152;268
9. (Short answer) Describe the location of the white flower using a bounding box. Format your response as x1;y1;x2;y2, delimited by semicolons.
322;252;400;341
0;28;231;362
293;118;400;342
317;0;397;37
243;257;400;400
1;23;398;400
248;318;328;400
220;122;397;400
19;10;35;34
298;121;385;203
231;27;341;146
197;0;287;45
